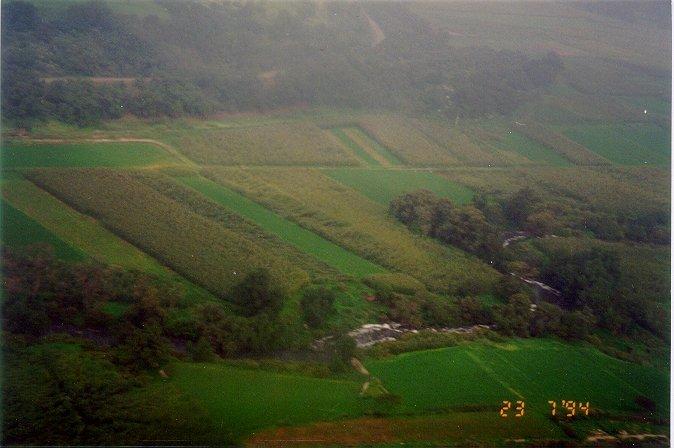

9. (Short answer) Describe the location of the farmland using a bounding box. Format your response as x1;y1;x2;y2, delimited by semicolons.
325;168;474;206
203;166;499;294
158;339;668;445
1;141;178;168
161;123;359;166
25;169;310;298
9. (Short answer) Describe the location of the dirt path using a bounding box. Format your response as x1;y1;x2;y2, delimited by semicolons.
361;6;385;47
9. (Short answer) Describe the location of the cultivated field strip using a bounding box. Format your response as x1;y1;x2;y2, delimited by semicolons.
25;169;310;299
162;122;360;166
203;167;499;294
412;118;518;166
325;168;474;206
174;175;385;277
513;123;610;165
358;116;460;166
1;199;85;261
330;128;381;167
341;127;402;166
2;141;181;168
1;175;217;304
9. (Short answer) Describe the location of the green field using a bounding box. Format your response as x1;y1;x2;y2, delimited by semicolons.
167;362;369;439
560;123;671;165
1;200;84;261
2;142;178;168
176;175;385;277
366;339;669;416
326;168;474;205
165;338;668;442
494;131;572;167
342;127;403;166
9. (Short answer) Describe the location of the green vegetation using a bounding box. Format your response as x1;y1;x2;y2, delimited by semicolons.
1;199;84;261
1;141;177;168
177;175;384;277
366;339;669;417
561;123;671;165
167;362;369;439
339;127;402;166
493;130;572;166
326;168;474;206
514;123;610;165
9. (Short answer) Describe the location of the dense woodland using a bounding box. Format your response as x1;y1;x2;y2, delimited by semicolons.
1;0;566;126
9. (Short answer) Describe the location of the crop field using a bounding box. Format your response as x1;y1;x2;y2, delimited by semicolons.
26;169;309;299
512;123;610;165
325;168;474;206
413;119;523;166
174;175;384;277
560;123;671;165
329;128;381;166
1;175;216;304
492;130;572;167
203;167;499;294
1;200;84;261
358;116;459;166
1;141;177;168
161;123;359;166
335;127;403;166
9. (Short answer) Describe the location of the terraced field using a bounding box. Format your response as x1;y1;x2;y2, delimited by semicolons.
1;141;178;168
203;167;499;294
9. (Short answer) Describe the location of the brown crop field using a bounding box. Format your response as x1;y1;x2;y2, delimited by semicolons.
358;115;459;166
203;167;500;294
162;122;359;166
26;169;310;299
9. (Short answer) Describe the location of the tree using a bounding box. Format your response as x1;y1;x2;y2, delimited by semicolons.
231;268;284;317
300;285;336;328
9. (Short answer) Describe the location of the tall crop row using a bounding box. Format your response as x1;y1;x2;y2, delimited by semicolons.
164;122;360;166
26;169;309;300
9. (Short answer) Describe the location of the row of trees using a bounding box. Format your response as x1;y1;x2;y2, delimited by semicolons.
2;0;565;126
389;189;668;340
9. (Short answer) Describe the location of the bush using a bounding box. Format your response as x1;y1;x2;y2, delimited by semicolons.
300;285;336;328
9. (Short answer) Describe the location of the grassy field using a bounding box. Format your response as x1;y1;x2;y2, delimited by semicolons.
493;131;572;167
1;199;84;261
166;362;370;440
325;168;474;206
513;123;610;165
26;169;309;298
1;175;216;304
165;338;667;444
1;142;177;168
365;339;669;416
560;123;671;165
175;175;385;277
203;167;499;294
